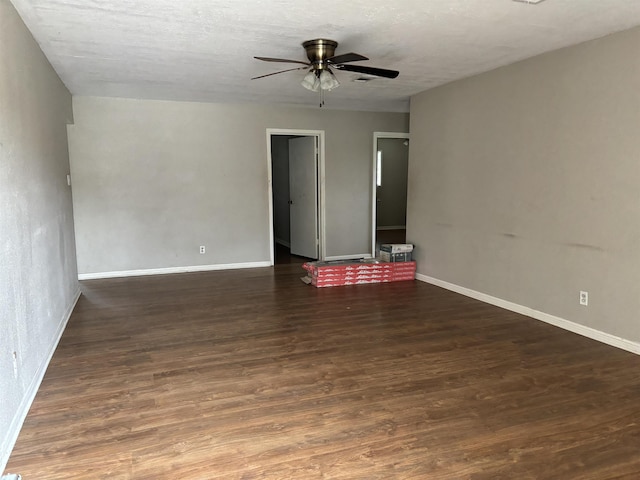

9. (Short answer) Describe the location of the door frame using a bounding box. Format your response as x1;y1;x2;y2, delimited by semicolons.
371;131;411;256
267;128;326;266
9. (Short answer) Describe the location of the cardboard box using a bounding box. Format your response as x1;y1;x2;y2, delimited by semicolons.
380;251;412;262
380;243;414;254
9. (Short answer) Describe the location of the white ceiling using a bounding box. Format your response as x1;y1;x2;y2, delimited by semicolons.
9;0;640;112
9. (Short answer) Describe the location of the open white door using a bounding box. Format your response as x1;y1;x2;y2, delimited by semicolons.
289;136;318;259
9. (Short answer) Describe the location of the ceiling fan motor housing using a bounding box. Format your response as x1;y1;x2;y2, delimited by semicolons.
303;39;338;70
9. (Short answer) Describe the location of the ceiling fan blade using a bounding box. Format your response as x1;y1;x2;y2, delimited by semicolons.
251;66;309;80
334;64;399;79
326;52;368;64
254;56;310;66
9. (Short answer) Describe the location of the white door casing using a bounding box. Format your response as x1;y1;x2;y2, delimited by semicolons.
266;129;326;266
371;132;410;256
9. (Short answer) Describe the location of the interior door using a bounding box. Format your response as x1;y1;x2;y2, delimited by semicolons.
289;136;318;259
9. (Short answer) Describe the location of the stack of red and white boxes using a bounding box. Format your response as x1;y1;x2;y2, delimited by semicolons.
302;245;416;288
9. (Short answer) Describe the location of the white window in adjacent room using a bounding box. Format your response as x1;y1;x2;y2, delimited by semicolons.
376;150;382;187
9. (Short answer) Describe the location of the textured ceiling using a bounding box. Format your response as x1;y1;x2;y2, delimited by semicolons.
9;0;640;112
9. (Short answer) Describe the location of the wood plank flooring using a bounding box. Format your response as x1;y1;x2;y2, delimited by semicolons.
5;264;640;479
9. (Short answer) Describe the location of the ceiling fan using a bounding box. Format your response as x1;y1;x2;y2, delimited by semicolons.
252;39;399;105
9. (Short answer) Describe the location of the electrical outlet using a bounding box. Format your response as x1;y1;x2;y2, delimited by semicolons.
579;291;589;306
12;351;18;378
199;245;206;254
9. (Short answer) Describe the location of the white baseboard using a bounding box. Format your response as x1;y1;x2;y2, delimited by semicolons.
416;273;640;356
376;225;406;231
1;288;82;472
324;254;373;261
275;238;291;248
78;261;273;280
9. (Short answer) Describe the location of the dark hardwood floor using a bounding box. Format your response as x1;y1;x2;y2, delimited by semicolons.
274;242;309;265
5;264;640;479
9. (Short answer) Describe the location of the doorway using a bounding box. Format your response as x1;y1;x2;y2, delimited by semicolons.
267;129;326;265
371;132;410;255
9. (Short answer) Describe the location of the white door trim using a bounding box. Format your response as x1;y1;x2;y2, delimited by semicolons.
267;128;326;266
371;132;410;256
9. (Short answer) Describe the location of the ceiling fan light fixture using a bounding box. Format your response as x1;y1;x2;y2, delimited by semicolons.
319;69;340;91
301;70;320;92
254;38;399;103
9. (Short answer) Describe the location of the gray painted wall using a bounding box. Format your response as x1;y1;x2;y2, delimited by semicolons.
377;138;409;228
408;26;640;344
69;97;408;274
0;0;78;469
